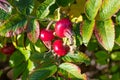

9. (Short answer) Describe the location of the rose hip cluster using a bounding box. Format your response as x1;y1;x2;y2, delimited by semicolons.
39;18;72;57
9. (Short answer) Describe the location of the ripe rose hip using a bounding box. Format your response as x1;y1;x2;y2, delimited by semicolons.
0;43;15;55
55;18;72;38
53;40;69;56
39;29;54;41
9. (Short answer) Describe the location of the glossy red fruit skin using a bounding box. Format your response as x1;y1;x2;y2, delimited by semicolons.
0;43;15;55
53;40;69;56
40;29;54;41
55;18;72;38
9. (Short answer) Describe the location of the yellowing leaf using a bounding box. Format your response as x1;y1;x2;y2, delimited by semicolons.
68;0;86;19
68;0;86;23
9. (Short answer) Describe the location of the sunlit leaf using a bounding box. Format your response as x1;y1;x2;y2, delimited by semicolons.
17;47;31;61
22;59;35;80
116;11;120;25
94;19;115;51
59;63;87;80
34;39;47;53
111;51;120;61
62;52;90;65
80;16;95;45
85;0;102;20
99;0;120;20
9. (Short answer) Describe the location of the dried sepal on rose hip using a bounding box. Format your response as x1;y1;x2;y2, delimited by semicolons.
53;39;69;56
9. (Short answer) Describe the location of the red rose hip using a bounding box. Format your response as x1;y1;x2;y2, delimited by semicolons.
40;29;54;41
55;18;72;38
0;43;15;55
53;40;69;56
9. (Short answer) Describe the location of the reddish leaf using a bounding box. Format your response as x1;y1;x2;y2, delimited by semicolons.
94;19;115;51
27;19;40;43
59;63;87;80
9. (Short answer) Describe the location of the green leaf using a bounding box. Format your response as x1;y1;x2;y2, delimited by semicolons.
94;19;115;51
49;3;58;15
87;39;98;51
56;0;74;7
62;52;90;65
34;39;47;53
22;60;35;80
99;0;120;20
95;51;109;60
14;0;34;15
13;62;27;79
16;33;25;47
46;77;56;80
0;9;10;21
56;77;64;80
73;23;82;47
85;0;102;20
58;69;80;80
100;75;109;80
10;50;25;67
115;25;120;45
37;0;55;19
0;52;6;62
96;59;107;65
111;72;120;80
116;11;120;25
0;14;27;37
110;65;119;73
80;17;95;45
29;65;57;80
0;70;3;77
111;51;120;61
27;59;35;71
95;51;109;65
27;19;40;43
22;69;29;80
17;47;31;61
31;52;54;63
59;63;87;80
